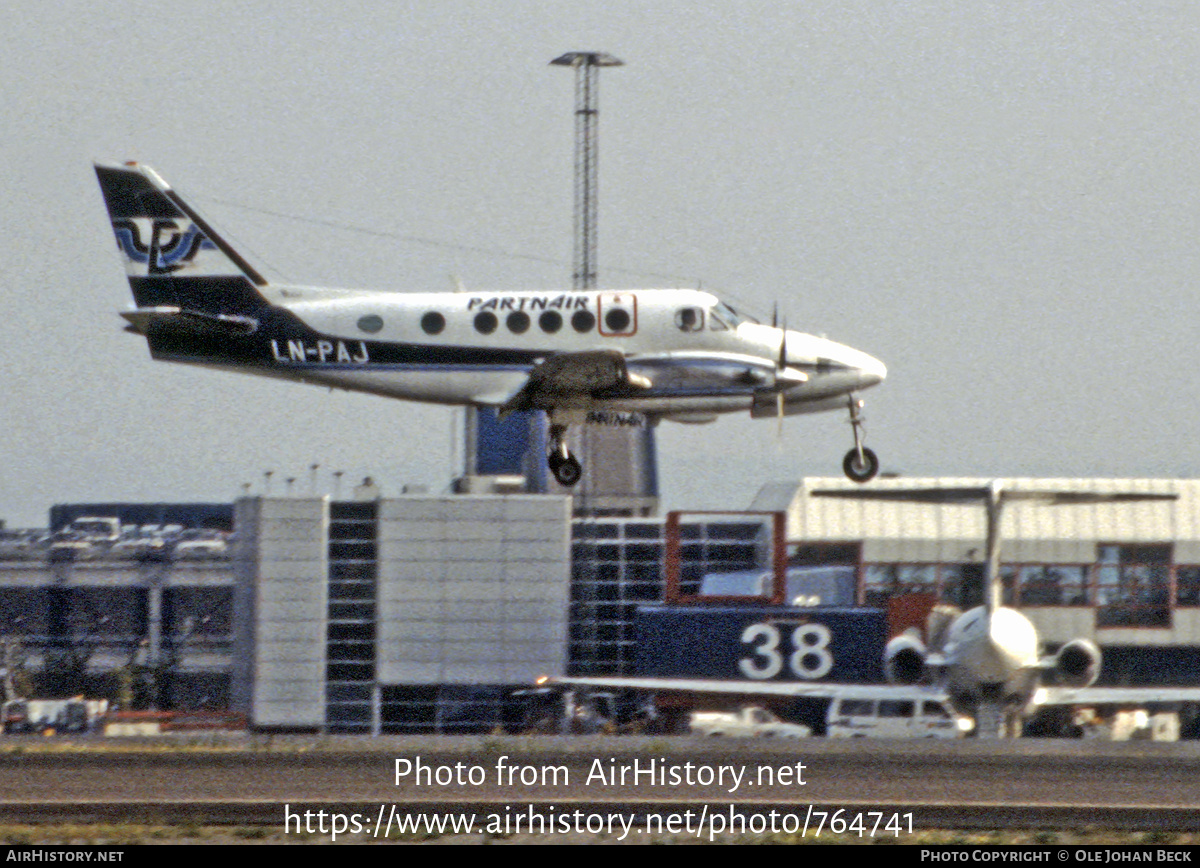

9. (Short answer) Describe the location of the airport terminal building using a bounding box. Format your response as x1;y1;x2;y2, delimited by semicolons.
754;476;1200;686
3;476;1200;732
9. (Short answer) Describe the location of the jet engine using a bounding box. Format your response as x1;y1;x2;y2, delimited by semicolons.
1052;638;1102;688
884;604;961;685
884;629;927;685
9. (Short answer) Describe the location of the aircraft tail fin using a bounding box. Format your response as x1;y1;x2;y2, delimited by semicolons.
94;162;270;317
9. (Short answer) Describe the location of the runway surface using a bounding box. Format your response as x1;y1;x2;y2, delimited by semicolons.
0;735;1197;832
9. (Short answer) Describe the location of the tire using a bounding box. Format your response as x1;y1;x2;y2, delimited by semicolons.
843;447;880;483
553;454;583;486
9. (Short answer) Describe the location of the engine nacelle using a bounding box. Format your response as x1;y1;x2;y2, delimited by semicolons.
1053;638;1102;688
884;629;928;685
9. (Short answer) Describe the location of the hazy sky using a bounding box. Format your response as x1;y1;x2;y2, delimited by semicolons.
3;1;1200;527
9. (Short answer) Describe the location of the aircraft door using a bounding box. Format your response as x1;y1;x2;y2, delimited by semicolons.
598;293;637;337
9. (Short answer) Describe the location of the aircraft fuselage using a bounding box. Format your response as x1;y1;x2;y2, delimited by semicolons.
941;605;1041;707
178;287;886;418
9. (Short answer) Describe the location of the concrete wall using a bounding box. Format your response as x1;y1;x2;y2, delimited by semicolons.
376;495;571;685
233;497;328;728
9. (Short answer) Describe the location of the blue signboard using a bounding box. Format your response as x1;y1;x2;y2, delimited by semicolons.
634;605;886;683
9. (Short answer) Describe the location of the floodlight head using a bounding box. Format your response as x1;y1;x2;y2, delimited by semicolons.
550;52;624;68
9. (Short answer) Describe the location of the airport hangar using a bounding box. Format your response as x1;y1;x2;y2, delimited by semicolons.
3;475;1199;733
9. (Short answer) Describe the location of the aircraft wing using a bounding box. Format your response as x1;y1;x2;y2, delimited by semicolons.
548;676;1200;709
544;675;952;702
1036;686;1200;706
497;349;650;417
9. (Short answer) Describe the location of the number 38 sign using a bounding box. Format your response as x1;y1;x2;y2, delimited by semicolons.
738;622;837;680
634;606;887;683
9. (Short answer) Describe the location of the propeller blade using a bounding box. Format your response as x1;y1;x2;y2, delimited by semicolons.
777;315;788;371
776;316;787;441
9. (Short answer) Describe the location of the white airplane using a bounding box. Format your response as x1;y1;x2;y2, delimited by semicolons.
544;484;1196;738
94;161;887;486
813;485;1137;735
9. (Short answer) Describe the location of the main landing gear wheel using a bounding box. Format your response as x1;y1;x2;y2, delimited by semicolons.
547;421;583;486
843;447;880;483
548;452;583;487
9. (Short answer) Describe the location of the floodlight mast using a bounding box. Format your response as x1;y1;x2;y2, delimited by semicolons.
547;52;655;518
550;52;624;289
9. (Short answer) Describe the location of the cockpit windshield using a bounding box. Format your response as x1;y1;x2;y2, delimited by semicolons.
708;301;754;330
676;301;759;333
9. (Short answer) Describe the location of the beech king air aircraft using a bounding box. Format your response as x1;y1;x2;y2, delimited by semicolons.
546;484;1200;738
94;162;887;486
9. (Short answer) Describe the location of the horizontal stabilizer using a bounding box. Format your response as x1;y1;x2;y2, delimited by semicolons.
120;306;259;337
812;486;1178;506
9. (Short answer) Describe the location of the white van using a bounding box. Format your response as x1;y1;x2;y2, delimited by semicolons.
826;691;973;738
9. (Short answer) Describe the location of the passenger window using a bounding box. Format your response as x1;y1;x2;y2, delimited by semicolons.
474;311;498;334
418;312;442;335
675;307;704;332
539;310;563;333
605;308;631;332
571;310;596;333
359;314;385;334
507;311;530;334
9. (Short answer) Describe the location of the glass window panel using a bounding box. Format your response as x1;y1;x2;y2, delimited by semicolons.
1095;544;1171;627
1177;566;1200;606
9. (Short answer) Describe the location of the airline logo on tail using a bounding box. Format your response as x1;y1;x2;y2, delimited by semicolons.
110;217;237;277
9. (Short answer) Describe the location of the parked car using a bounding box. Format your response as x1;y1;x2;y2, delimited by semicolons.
826;692;972;738
689;706;810;738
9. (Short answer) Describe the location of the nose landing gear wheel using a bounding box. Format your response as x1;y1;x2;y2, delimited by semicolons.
843;447;879;483
843;395;879;483
549;452;583;487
